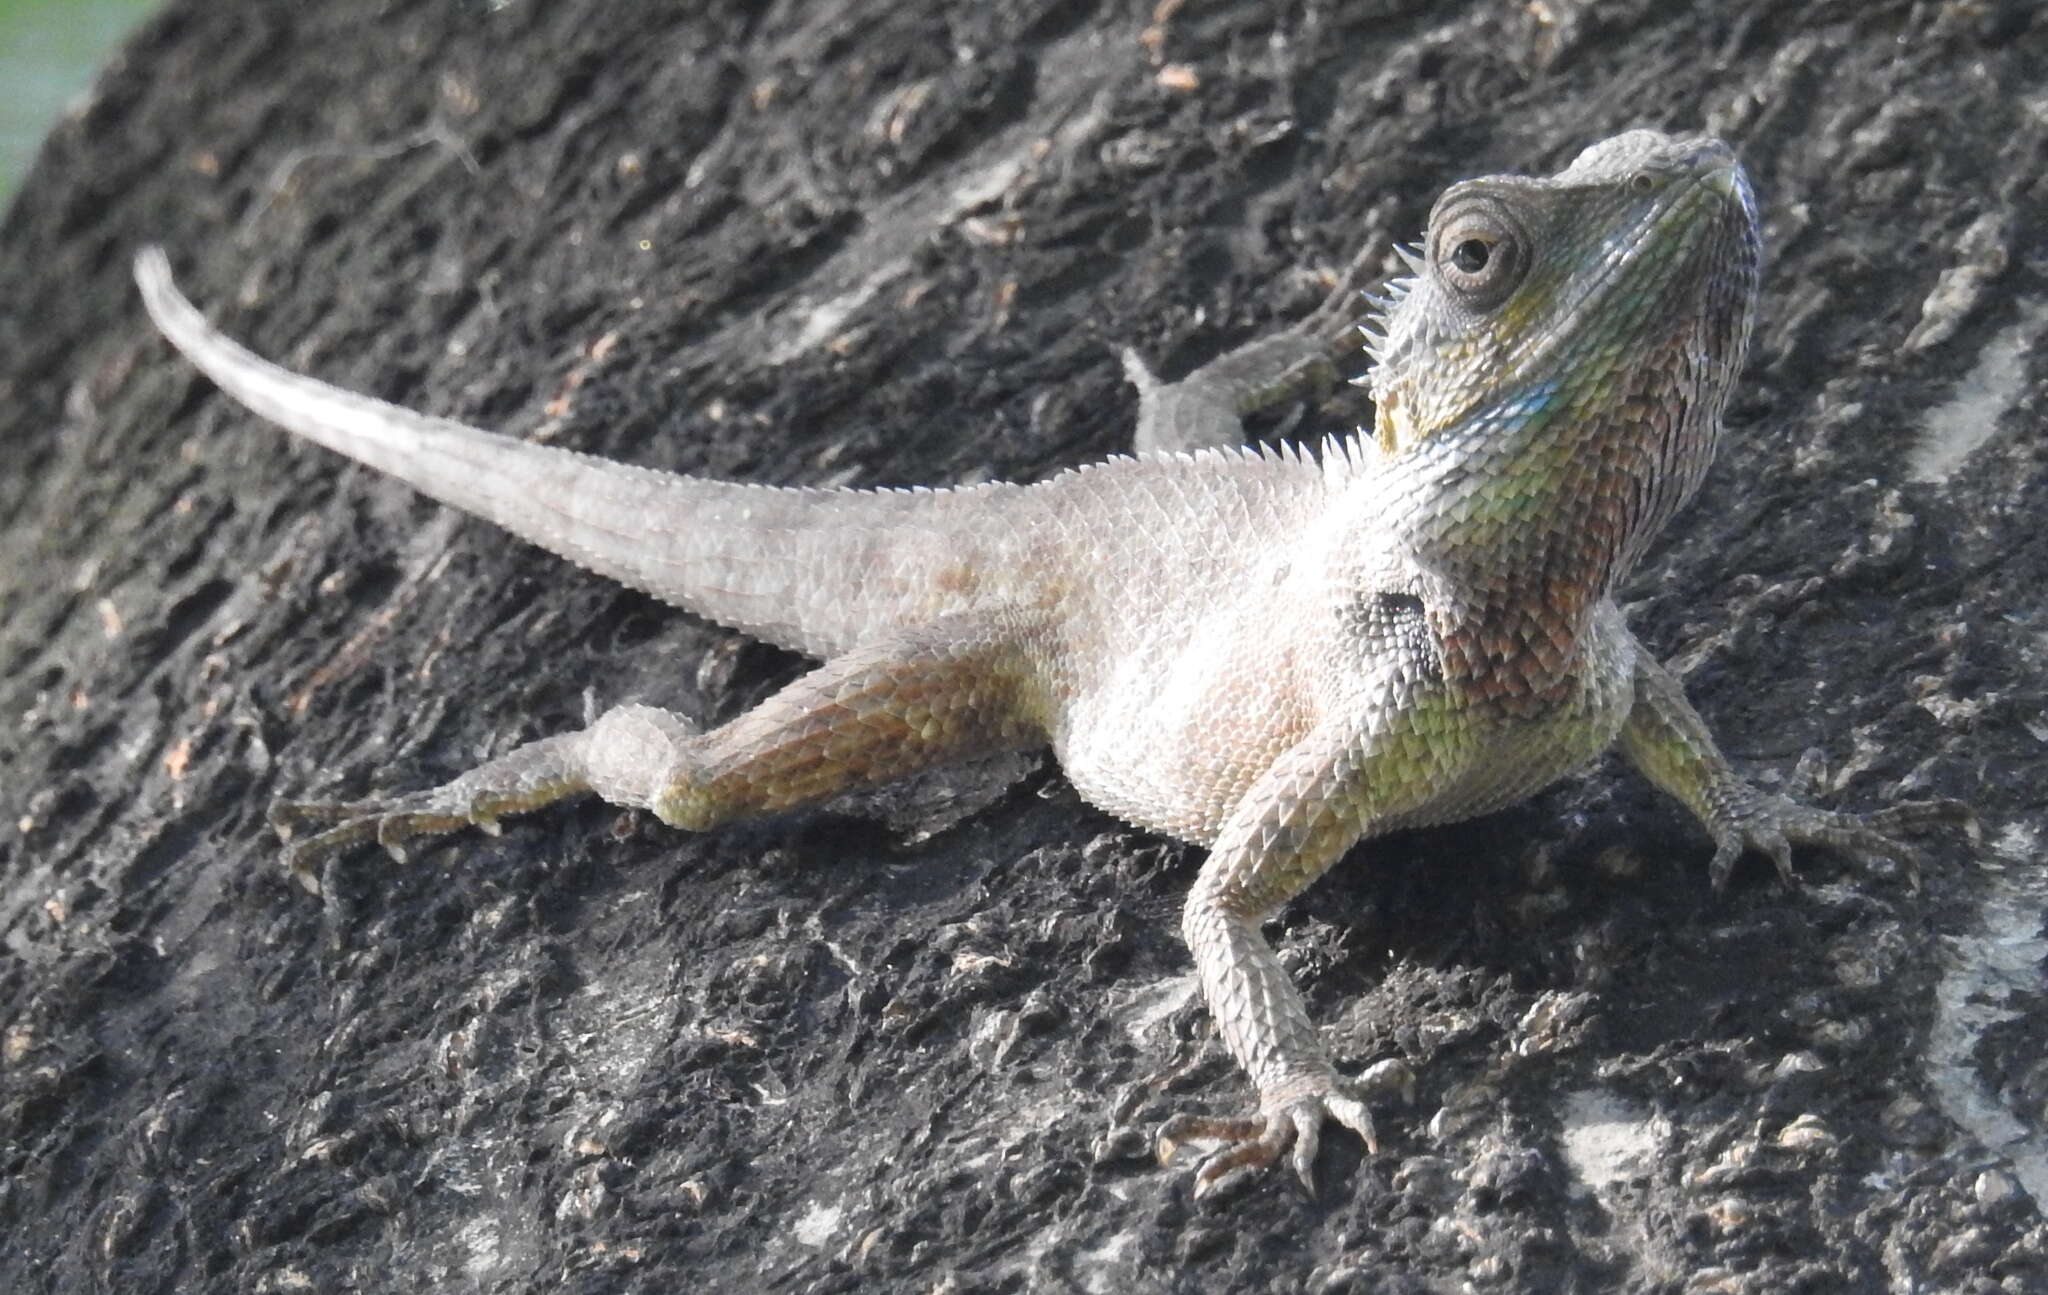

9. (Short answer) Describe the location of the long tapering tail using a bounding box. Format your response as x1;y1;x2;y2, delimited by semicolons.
132;247;1021;658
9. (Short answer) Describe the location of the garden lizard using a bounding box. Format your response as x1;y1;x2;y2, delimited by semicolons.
132;130;1956;1196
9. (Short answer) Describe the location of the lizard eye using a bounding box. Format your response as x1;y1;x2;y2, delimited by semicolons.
1428;197;1529;312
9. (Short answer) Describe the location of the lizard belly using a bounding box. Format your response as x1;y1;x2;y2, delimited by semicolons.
1050;613;1322;846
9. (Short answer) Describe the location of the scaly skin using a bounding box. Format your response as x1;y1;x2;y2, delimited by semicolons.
132;130;1960;1197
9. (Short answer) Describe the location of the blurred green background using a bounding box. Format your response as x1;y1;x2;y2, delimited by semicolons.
1;0;158;205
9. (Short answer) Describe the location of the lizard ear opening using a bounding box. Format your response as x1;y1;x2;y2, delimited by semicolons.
1427;196;1529;313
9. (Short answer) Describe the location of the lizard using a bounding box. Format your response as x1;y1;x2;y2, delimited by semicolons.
131;129;1959;1197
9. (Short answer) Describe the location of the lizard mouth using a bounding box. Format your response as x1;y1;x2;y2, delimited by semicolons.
1532;152;1759;378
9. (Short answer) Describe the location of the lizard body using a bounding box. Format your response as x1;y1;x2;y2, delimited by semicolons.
133;130;1955;1194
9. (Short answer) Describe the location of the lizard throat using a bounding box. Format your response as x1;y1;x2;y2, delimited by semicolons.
1408;348;1731;713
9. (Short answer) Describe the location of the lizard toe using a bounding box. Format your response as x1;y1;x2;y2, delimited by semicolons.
1322;1090;1380;1155
269;798;370;833
274;812;383;879
1155;1111;1261;1166
279;842;326;896
1157;1111;1282;1200
1289;1106;1322;1193
1860;798;1974;838
1192;1118;1291;1201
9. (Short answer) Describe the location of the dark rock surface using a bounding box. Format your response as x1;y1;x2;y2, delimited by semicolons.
3;0;2045;1290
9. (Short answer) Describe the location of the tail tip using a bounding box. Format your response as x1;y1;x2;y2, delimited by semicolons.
133;244;172;294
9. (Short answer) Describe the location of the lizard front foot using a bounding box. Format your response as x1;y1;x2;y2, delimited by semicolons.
1157;1059;1415;1198
1704;786;1970;892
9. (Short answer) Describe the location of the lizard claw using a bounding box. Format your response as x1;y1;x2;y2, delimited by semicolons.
1158;1060;1413;1198
1706;790;1970;892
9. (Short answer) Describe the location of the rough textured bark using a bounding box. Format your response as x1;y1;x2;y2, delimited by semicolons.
2;1;2044;1290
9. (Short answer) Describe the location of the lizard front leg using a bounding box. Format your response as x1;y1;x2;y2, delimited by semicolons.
1158;713;1428;1197
272;616;1046;892
1618;648;1966;889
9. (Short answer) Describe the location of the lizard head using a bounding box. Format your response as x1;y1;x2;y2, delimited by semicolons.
1363;130;1761;474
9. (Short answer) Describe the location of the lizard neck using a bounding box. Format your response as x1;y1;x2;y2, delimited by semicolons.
1385;358;1726;713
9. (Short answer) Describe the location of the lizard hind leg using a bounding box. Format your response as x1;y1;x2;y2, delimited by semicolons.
271;618;1048;893
647;624;1049;832
1123;243;1379;456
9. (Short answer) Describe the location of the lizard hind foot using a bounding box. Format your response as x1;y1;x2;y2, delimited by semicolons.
266;727;598;893
269;790;501;894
